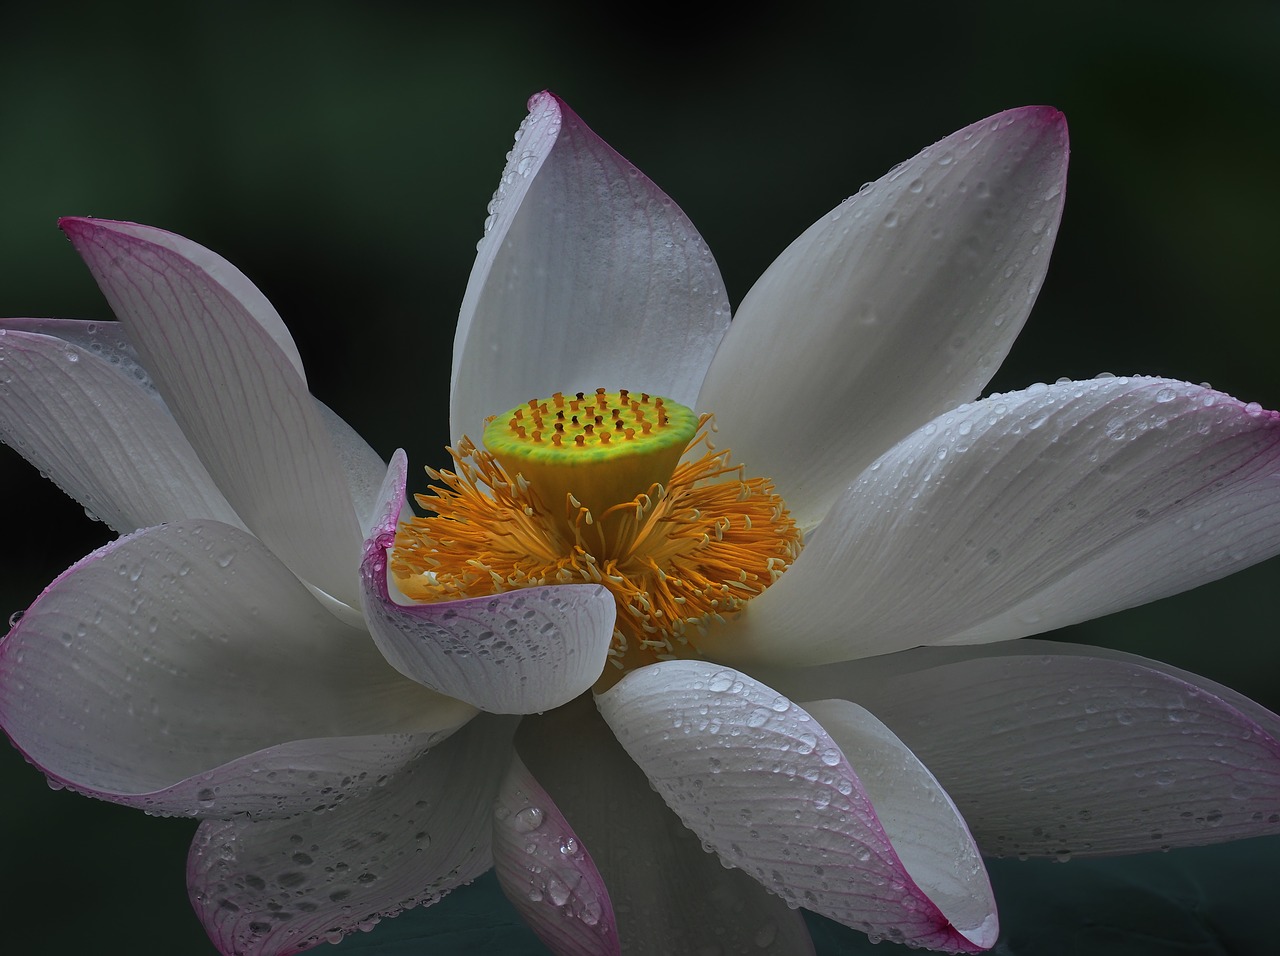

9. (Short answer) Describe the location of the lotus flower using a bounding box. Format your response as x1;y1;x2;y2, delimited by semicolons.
3;92;1280;956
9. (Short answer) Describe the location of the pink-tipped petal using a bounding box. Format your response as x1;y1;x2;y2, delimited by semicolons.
54;220;309;381
514;694;815;954
0;326;241;532
60;218;363;606
598;662;997;952
493;753;619;956
768;641;1280;858
714;377;1280;666
359;452;616;714
189;714;514;956
698;107;1069;529
0;519;471;817
450;91;730;440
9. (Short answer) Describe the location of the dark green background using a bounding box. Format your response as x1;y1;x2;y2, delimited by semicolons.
2;1;1277;953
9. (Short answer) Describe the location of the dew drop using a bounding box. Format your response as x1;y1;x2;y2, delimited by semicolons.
514;806;544;832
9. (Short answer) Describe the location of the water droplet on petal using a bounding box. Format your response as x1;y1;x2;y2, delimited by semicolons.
514;806;544;832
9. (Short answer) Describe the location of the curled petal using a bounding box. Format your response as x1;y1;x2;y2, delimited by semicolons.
716;377;1280;665
767;641;1280;858
359;451;616;714
450;91;730;440
598;662;997;952
514;694;814;954
0;519;471;817
189;714;515;956
61;218;363;606
0;325;241;532
699;106;1068;528
493;753;619;956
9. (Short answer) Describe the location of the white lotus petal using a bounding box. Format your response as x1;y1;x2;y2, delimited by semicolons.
360;451;616;714
514;694;814;955
450;91;730;440
599;662;997;952
61;217;363;605
0;318;161;400
0;327;241;532
766;641;1280;857
698;107;1068;529
714;377;1280;665
55;220;308;381
1;317;385;538
313;399;387;537
189;714;514;956
493;753;619;956
0;519;471;816
803;700;994;934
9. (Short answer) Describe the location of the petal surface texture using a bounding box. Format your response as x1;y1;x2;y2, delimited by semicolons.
512;694;815;955
598;662;997;952
189;714;515;956
493;753;620;956
60;218;363;607
698;107;1069;529
450;91;730;440
0;519;471;816
360;451;616;714
716;377;1280;665
768;642;1280;857
0;324;241;532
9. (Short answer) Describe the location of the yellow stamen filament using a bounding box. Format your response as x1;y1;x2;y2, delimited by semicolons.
391;392;801;686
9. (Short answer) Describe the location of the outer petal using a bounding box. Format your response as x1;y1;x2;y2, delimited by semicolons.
764;641;1280;858
189;714;516;956
712;377;1280;665
450;91;730;440
512;694;814;955
0;326;241;532
0;519;472;817
60;218;363;606
598;662;997;952
359;451;616;714
0;317;164;399
0;319;383;534
698;107;1068;529
493;753;620;956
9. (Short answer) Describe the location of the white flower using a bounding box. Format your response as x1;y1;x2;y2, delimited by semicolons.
3;92;1280;955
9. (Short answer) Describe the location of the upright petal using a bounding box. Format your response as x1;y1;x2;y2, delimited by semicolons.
698;107;1069;528
0;519;471;817
312;399;388;537
189;714;515;956
450;92;730;440
0;325;241;532
712;377;1280;665
512;694;815;955
765;642;1280;858
599;663;997;952
360;452;617;714
60;218;364;606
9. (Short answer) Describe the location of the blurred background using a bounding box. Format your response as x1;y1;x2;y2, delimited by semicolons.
2;0;1277;952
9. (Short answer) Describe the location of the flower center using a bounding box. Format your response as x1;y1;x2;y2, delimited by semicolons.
391;389;801;683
